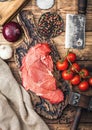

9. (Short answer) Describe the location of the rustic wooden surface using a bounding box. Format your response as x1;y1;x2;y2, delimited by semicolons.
0;0;29;25
0;0;92;129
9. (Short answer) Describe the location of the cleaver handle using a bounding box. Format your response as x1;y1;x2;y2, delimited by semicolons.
78;0;88;14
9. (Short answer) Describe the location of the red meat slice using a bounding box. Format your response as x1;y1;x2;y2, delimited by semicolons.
21;43;64;104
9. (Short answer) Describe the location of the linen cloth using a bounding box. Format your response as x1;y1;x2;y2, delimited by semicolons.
0;58;49;130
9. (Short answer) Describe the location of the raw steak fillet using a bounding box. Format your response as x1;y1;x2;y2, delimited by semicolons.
20;43;64;104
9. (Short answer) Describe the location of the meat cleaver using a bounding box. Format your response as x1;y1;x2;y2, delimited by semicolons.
65;0;88;49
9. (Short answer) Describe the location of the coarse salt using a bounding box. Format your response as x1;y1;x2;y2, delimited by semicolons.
36;0;55;10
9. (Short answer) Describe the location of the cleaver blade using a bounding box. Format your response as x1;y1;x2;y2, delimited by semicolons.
65;14;86;49
65;0;88;49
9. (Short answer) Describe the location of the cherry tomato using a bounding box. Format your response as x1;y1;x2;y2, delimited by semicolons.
80;69;89;78
66;52;76;63
88;77;92;86
62;70;73;80
70;75;81;85
70;63;81;73
78;81;89;91
56;60;69;71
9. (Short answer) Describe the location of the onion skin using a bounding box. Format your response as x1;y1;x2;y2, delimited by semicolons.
2;21;22;42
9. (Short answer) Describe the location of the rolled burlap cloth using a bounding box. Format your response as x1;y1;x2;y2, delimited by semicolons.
0;58;49;130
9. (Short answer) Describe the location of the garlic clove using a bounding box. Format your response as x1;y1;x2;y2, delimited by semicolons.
0;45;13;60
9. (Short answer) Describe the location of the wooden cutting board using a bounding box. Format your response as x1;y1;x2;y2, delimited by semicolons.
0;0;29;26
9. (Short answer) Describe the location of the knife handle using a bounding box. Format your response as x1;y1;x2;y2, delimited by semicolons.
70;107;82;130
78;0;88;14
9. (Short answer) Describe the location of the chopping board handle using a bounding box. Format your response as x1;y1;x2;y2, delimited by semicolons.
78;0;88;14
70;107;82;130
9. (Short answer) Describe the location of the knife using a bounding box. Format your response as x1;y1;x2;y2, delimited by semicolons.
69;92;92;130
65;0;88;49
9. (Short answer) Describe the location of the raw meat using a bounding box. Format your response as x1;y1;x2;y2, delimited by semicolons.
20;43;64;104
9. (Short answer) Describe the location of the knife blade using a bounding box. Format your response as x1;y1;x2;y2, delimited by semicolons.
65;0;88;49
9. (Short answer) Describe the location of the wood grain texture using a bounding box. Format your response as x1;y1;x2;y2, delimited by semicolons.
48;123;92;130
0;0;29;25
0;0;92;129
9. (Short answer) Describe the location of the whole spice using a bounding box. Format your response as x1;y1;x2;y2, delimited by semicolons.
36;0;55;10
0;45;13;60
38;12;64;39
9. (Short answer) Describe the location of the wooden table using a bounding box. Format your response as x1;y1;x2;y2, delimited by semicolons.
0;0;92;129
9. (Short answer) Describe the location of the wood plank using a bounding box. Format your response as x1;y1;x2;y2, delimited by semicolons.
56;46;92;60
0;31;91;44
57;47;92;61
0;32;92;46
25;0;92;31
8;60;92;97
0;0;29;25
8;60;92;73
53;32;92;46
8;61;22;84
81;110;92;123
0;36;92;62
1;38;92;62
48;123;92;130
0;0;91;31
3;46;92;61
8;60;92;83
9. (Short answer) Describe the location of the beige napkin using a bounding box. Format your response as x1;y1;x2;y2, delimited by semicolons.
0;58;49;130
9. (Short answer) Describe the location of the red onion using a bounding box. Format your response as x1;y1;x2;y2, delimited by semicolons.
2;21;22;42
